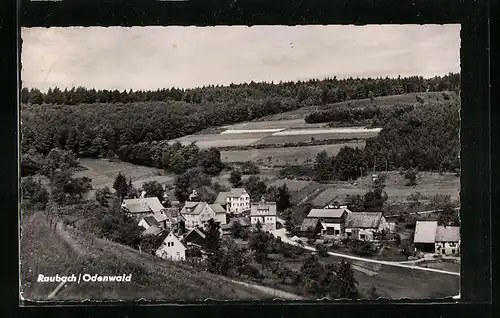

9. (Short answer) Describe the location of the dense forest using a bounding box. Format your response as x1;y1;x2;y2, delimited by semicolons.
21;73;460;176
22;73;460;106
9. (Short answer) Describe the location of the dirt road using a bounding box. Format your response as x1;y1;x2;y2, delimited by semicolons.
270;228;460;277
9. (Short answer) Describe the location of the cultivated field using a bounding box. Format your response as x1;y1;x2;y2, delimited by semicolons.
220;142;366;165
222;119;328;130
258;91;457;121
20;212;269;301
170;119;378;150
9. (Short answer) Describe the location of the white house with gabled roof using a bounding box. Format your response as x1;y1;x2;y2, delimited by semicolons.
250;197;277;232
155;231;186;261
215;188;250;214
180;201;227;230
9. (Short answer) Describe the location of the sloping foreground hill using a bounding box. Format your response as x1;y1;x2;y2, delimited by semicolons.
20;212;269;301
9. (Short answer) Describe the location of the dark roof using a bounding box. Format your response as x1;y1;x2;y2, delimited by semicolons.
141;225;164;237
143;216;159;227
300;218;321;231
307;208;347;219
221;217;251;230
345;212;383;228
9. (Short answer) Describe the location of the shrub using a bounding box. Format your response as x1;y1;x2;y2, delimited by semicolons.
315;243;329;257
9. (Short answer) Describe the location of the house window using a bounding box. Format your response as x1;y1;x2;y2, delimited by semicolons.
334;230;340;236
360;234;366;240
347;232;352;237
449;242;456;247
177;252;180;256
452;249;456;255
442;249;445;254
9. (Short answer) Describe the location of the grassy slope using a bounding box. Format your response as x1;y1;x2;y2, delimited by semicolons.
258;91;456;121
20;212;268;301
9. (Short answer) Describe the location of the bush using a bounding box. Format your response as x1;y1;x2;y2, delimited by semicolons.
350;240;376;257
315;243;329;257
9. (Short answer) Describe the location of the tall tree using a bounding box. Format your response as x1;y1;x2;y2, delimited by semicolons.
113;173;129;199
335;260;359;299
276;183;291;211
229;170;242;187
313;151;333;182
142;181;165;202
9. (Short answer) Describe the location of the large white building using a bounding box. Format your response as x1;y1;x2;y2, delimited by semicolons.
249;198;277;232
215;188;250;214
180;201;227;230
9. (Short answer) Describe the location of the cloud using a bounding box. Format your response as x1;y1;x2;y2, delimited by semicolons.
21;25;460;92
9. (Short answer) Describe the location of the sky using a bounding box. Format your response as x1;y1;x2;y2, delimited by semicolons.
21;25;460;92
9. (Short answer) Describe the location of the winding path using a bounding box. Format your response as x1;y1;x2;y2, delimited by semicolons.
270;228;460;277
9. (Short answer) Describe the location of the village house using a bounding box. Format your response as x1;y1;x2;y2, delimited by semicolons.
306;207;350;236
220;216;251;236
183;227;207;248
215;188;251;214
155;231;186;261
122;196;165;219
161;207;185;231
299;218;324;238
180;201;227;230
141;225;164;237
249;197;277;232
414;221;460;255
138;215;160;230
344;212;389;241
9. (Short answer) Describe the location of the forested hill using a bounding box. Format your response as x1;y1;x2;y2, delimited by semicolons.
20;74;460;176
22;73;460;106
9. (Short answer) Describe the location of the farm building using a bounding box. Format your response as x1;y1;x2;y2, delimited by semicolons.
250;197;277;232
414;221;460;255
344;212;389;241
220;216;251;236
155;231;186;261
138;215;160;230
161;207;185;231
215;188;251;214
180;201;227;230
122;197;165;218
306;207;349;236
299;218;324;238
141;225;164;237
183;227;208;248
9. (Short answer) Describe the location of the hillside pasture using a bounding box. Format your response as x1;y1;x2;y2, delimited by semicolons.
309;171;460;206
73;158;175;190
20;212;269;301
220;142;366;166
268;179;311;192
258;91;457;121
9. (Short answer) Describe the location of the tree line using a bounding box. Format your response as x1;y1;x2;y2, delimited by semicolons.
22;73;459;106
308;99;460;180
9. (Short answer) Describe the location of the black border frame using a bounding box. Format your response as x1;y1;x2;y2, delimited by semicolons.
1;0;494;316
